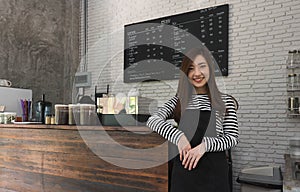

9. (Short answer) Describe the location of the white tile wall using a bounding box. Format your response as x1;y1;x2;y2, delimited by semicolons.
81;0;300;191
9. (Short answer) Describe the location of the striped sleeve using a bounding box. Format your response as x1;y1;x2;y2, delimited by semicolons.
203;95;239;152
146;96;184;145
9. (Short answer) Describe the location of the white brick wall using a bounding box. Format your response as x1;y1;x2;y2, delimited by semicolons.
81;0;300;191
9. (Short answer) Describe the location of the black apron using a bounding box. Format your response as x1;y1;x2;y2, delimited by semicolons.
170;110;230;192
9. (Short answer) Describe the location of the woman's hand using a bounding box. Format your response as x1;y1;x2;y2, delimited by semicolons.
177;134;191;161
182;141;206;170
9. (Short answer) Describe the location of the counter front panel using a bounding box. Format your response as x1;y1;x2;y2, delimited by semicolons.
0;124;168;192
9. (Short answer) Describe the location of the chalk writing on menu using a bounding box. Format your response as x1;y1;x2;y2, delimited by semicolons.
124;4;228;83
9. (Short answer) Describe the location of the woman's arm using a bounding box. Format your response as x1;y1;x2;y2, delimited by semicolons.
203;95;239;152
146;96;185;145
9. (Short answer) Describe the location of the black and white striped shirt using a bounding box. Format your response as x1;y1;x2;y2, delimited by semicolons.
146;94;239;152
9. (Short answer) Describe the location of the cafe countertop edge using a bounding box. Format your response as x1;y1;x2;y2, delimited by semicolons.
0;123;153;132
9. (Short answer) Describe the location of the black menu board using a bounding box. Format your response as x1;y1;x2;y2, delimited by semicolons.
124;4;229;83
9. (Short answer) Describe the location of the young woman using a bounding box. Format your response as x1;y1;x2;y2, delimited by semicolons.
146;46;239;192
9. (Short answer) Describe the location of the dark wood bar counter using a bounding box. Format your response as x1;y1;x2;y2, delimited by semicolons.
0;124;168;192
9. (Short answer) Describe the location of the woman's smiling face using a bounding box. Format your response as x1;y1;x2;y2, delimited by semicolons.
188;54;210;94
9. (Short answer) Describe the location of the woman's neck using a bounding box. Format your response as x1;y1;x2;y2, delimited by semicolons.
195;86;208;94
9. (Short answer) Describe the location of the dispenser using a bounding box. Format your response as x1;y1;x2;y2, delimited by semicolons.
35;94;52;123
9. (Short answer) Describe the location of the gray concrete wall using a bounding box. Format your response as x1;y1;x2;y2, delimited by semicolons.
0;0;80;109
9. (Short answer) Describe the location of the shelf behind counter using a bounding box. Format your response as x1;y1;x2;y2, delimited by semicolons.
0;124;168;192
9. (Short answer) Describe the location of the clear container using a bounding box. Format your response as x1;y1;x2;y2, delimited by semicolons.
80;104;97;125
68;104;80;125
55;104;69;125
288;97;299;113
45;114;51;125
51;115;55;125
288;73;297;88
0;113;5;124
296;50;300;65
0;112;16;124
287;50;297;67
6;112;17;124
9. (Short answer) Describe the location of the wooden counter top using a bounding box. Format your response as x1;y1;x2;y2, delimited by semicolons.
0;123;153;132
0;124;168;192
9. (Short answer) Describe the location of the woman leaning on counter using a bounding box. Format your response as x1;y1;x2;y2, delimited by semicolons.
146;45;239;192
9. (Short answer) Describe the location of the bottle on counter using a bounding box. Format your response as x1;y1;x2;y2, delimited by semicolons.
35;94;52;124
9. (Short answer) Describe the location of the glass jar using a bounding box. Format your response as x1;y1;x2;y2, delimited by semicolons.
0;113;4;124
296;50;300;65
45;114;51;125
288;73;297;88
51;115;55;125
3;112;16;124
288;97;299;113
55;104;69;125
287;50;297;67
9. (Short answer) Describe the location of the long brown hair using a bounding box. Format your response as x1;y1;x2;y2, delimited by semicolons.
174;46;228;123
